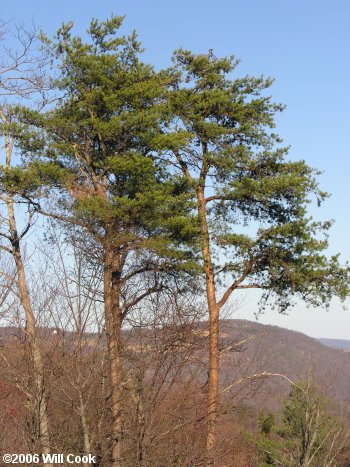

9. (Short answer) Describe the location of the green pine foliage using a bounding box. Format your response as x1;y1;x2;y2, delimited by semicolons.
10;17;199;277
158;49;350;311
5;16;349;317
256;382;348;466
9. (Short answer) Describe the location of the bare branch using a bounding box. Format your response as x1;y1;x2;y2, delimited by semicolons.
217;260;254;309
219;371;306;396
220;331;269;353
123;286;163;317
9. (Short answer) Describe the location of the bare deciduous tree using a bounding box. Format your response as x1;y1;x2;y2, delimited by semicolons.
0;21;52;464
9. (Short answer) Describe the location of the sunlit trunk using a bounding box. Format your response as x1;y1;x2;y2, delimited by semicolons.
197;187;220;464
104;251;124;467
5;135;52;466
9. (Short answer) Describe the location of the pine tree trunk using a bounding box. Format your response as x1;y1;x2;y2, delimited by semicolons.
206;303;220;461
197;188;220;464
104;252;123;467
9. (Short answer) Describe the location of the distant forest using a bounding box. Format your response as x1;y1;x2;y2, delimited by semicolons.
1;17;349;466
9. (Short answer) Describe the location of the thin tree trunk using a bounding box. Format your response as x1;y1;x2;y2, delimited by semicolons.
5;135;52;465
74;266;92;466
130;379;146;466
7;208;52;465
197;187;220;464
78;390;91;467
104;252;124;467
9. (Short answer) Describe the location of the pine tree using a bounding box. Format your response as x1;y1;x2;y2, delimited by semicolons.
257;382;349;466
155;49;350;463
9;18;197;466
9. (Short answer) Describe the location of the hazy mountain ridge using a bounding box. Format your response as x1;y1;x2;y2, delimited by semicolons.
319;338;350;351
1;320;349;409
211;320;350;409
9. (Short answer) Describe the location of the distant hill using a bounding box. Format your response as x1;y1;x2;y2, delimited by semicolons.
319;338;350;351
210;320;350;410
1;320;350;411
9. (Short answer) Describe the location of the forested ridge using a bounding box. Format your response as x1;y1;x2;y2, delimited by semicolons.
1;16;349;466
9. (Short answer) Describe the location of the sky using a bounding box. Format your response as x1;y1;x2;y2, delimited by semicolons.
1;0;350;338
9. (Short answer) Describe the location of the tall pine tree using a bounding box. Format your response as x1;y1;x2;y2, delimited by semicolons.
154;49;350;463
10;18;197;466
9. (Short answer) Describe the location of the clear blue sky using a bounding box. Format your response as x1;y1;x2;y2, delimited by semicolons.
2;0;350;338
